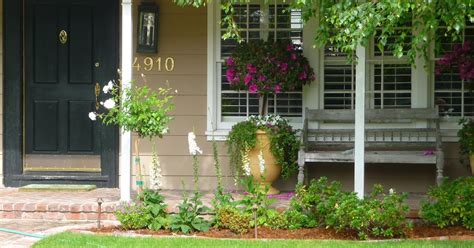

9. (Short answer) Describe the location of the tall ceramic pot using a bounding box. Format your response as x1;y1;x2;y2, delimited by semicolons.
248;129;281;195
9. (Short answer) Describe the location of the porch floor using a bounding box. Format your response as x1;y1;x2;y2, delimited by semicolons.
0;188;425;221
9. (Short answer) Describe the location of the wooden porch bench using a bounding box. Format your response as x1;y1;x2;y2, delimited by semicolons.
297;107;444;186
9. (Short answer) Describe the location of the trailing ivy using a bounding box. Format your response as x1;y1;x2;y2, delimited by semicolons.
227;115;300;180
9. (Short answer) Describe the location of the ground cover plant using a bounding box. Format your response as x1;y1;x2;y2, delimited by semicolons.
33;232;474;248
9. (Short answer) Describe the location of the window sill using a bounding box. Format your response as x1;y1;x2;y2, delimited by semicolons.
205;130;230;141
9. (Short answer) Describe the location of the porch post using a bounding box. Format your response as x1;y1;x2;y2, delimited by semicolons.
354;45;366;198
120;0;133;202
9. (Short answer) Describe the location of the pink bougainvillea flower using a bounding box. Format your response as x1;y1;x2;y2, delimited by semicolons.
274;84;281;93
286;44;294;51
244;74;253;85
226;68;235;82
247;64;257;74
291;53;297;60
298;71;307;80
226;57;235;66
258;75;267;82
249;84;258;93
280;63;288;72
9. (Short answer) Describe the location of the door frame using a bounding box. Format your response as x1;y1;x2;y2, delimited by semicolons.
3;0;120;187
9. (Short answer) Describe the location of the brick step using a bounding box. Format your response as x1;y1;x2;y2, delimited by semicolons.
0;202;118;221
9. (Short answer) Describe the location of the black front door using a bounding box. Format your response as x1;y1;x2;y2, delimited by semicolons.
23;0;118;186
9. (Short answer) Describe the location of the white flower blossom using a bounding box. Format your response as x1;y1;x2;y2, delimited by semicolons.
88;112;96;121
102;80;114;94
161;127;169;135
258;150;265;174
389;188;395;195
241;148;251;176
150;156;163;190
103;98;116;109
187;132;202;155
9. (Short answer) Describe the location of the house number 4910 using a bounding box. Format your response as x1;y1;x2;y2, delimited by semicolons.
133;57;175;72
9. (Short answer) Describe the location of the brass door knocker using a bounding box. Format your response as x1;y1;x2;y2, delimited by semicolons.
59;30;68;44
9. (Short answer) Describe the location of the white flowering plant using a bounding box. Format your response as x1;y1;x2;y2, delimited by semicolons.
90;77;175;191
227;115;300;180
90;79;175;139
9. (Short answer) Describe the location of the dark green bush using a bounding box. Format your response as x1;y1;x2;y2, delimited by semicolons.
420;177;474;230
288;177;412;239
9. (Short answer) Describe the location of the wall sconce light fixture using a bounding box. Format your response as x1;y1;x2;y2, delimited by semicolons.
137;3;158;53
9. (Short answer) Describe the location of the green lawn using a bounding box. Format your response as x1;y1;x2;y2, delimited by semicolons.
33;232;473;248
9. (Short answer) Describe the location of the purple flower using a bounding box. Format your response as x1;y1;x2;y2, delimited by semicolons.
286;44;294;51
226;69;235;82
298;71;307;80
249;84;258;93
258;75;267;82
291;53;297;60
280;63;288;72
244;74;253;85
226;57;235;66
247;64;257;74
274;84;281;93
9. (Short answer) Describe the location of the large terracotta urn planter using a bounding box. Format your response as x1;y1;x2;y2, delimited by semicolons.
469;154;474;175
248;129;281;195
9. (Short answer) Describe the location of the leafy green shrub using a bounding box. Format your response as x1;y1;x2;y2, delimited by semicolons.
283;209;315;230
420;177;474;230
215;206;252;234
139;189;169;230
324;185;412;240
115;189;169;230
287;177;412;239
260;209;288;229
115;202;151;230
170;192;211;234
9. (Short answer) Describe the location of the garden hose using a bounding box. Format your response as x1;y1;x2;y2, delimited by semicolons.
0;227;45;239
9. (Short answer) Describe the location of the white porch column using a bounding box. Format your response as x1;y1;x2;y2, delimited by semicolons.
354;45;366;198
120;0;133;202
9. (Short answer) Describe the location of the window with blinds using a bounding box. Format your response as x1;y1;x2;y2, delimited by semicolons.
323;45;356;109
371;27;412;109
374;64;412;109
323;27;413;110
219;3;303;119
434;25;474;117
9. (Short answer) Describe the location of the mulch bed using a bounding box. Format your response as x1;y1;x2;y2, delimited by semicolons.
88;222;474;240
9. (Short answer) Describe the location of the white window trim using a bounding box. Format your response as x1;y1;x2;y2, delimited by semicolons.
206;1;311;140
206;3;464;141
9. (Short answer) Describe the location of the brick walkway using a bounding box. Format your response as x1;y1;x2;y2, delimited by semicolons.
0;188;425;222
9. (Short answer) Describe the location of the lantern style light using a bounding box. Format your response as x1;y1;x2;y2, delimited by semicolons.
137;3;159;53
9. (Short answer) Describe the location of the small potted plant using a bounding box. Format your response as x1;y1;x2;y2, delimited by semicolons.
226;40;315;194
458;118;474;175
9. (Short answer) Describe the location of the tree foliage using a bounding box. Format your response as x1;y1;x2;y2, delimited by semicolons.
173;0;474;64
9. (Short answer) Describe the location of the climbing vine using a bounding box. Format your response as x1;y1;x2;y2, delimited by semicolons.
173;0;474;64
